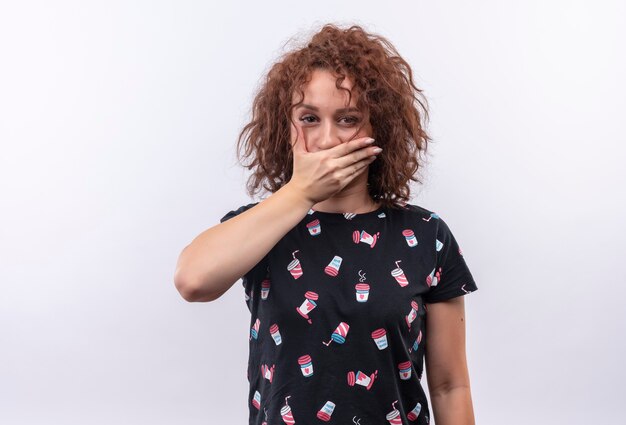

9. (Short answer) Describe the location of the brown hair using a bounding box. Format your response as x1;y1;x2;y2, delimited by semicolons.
234;23;432;209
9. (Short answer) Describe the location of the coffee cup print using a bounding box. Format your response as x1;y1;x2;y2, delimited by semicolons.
398;361;412;380
436;238;443;252
409;329;423;353
385;400;402;424
405;300;419;329
317;401;336;421
407;401;422;421
261;278;270;300
306;219;322;236
280;396;296;424
296;291;319;324
347;369;378;390
250;318;260;340
269;323;282;345
391;260;408;287
371;328;388;350
298;354;314;377
355;270;370;302
355;283;370;302
352;229;380;248
287;250;303;280
323;321;350;346
426;266;441;287
402;229;418;247
261;363;275;383
252;390;261;410
324;255;343;276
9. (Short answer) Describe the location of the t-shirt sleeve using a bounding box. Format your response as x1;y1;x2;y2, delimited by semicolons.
219;202;269;301
423;215;478;303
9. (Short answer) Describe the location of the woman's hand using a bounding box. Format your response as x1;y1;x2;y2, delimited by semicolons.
288;127;382;204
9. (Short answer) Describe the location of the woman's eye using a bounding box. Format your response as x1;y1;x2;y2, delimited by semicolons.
299;115;360;125
340;115;360;125
300;115;317;123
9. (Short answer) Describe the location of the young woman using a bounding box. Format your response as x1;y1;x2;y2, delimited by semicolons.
174;23;478;425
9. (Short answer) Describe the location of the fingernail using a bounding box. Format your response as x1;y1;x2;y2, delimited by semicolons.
365;138;375;144
372;147;383;153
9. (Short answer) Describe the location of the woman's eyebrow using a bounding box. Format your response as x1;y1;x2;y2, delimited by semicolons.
296;104;361;113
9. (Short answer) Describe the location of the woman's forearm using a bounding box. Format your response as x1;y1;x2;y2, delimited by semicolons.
430;385;475;425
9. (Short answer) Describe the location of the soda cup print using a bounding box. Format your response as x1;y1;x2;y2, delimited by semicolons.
386;400;402;424
287;250;303;280
261;278;270;300
409;329;423;353
347;369;378;390
280;395;296;424
269;323;282;345
352;229;380;248
426;266;441;287
355;283;370;302
398;360;412;380
407;401;422;421
298;354;314;377
250;318;260;340
261;363;275;382
324;255;343;276
306;219;322;236
391;260;408;287
402;229;418;247
371;328;388;350
296;291;319;324
316;400;336;421
323;321;350;346
436;238;443;252
252;390;261;410
405;300;419;329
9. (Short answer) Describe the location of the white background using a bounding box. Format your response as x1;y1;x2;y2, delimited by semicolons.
1;1;624;424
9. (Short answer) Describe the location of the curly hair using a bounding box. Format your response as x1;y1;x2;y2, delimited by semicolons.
234;23;432;210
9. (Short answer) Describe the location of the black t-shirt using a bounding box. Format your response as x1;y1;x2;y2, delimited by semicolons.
220;201;478;425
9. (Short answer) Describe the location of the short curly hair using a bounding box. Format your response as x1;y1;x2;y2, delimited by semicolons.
235;23;432;209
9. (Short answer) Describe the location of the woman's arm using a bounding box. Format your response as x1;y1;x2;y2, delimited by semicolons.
424;295;476;425
173;182;314;302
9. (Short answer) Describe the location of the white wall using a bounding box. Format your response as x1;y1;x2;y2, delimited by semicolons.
1;1;624;424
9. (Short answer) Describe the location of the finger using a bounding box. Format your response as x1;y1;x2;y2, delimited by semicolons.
341;155;375;183
328;135;375;159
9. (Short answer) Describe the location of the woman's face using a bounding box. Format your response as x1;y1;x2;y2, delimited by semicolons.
290;69;373;153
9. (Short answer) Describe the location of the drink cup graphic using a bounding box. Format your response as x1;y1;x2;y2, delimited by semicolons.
405;300;419;329
436;238;443;252
402;229;418;247
352;230;380;248
426;267;441;287
391;260;408;287
307;208;315;215
306;219;322;236
317;401;336;421
287;250;303;280
296;291;319;324
323;321;350;346
269;323;282;345
261;278;270;300
347;369;378;390
398;360;412;380
409;329;423;353
324;255;343;276
355;283;370;302
250;318;260;340
280;396;296;424
371;328;388;350
298;354;314;377
252;390;261;410
407;401;422;421
385;400;402;424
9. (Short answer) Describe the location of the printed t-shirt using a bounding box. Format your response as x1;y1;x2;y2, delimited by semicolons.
219;201;478;425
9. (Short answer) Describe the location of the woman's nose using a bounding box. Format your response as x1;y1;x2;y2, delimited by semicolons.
316;124;343;151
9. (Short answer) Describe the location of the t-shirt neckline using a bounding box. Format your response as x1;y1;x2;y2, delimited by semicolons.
309;204;387;222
